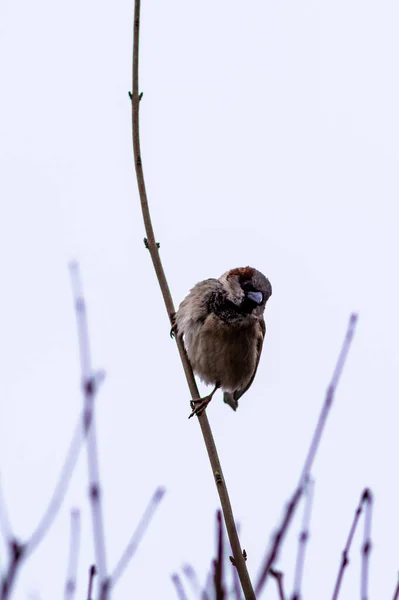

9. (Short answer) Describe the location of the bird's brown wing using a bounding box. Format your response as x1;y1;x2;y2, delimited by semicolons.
223;317;266;410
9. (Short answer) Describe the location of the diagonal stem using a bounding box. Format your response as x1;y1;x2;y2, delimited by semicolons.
130;1;255;597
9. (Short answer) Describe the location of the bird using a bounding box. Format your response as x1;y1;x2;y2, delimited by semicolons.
174;266;272;417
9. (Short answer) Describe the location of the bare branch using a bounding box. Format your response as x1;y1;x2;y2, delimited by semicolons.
361;489;373;600
331;488;369;599
69;262;107;596
255;313;358;596
110;487;166;586
87;565;96;600
64;509;81;600
392;572;399;600
26;418;86;557
291;478;315;600
213;510;225;600
131;1;255;597
269;569;286;600
181;564;207;599
171;573;189;600
0;540;24;600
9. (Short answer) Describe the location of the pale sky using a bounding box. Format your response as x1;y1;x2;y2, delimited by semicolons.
1;0;399;598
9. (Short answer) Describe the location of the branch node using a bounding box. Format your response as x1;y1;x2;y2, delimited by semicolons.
89;483;100;501
214;471;222;484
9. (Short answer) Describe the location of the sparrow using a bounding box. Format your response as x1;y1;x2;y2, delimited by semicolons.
174;266;272;417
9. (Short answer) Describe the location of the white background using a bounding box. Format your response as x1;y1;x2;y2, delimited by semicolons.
1;0;399;598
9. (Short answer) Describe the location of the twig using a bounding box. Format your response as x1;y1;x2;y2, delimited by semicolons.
171;573;189;600
269;569;286;600
361;489;373;600
0;479;13;542
0;540;24;600
110;487;166;585
87;565;97;600
331;488;369;600
182;564;207;599
214;510;225;600
0;409;95;600
26;419;86;557
392;572;399;600
131;2;255;598
64;509;81;600
291;478;315;600
69;262;107;597
255;313;358;596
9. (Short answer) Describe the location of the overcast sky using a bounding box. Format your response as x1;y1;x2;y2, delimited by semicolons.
1;0;399;598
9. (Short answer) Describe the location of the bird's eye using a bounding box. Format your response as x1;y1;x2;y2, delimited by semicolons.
246;290;263;305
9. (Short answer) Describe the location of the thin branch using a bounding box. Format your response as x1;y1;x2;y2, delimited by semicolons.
64;509;81;600
392;572;399;600
131;2;255;598
69;262;107;596
291;478;315;600
171;573;189;600
203;564;215;600
361;489;373;600
26;418;86;556
214;510;225;600
0;401;96;600
255;314;358;596
0;480;13;543
0;540;24;600
269;569;286;600
110;487;166;585
182;564;207;599
87;565;97;600
331;488;368;600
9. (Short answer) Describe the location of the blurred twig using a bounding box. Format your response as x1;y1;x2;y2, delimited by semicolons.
269;569;285;600
171;573;189;600
69;262;107;597
131;1;255;597
110;487;166;586
87;565;96;600
291;478;315;600
255;313;358;596
214;510;225;600
182;564;206;598
361;489;373;600
331;488;369;599
64;509;81;600
392;572;399;600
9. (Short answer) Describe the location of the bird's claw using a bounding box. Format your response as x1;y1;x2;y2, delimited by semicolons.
188;397;210;419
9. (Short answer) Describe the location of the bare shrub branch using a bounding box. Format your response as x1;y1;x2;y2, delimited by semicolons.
269;569;286;600
331;488;370;599
110;487;166;586
361;489;373;600
131;1;255;597
392;572;399;600
64;509;81;600
69;262;107;595
255;313;358;596
214;510;225;600
86;565;96;600
291;478;315;600
171;573;189;600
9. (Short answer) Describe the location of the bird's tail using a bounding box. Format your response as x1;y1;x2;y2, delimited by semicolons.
223;392;239;411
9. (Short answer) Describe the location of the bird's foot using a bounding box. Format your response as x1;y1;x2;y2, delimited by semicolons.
188;395;212;419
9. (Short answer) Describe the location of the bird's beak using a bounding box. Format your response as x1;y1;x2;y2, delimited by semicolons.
246;291;263;305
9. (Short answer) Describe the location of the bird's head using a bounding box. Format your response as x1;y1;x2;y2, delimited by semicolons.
218;266;272;317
